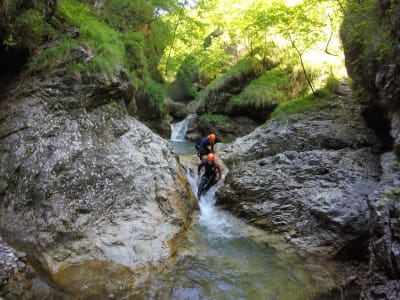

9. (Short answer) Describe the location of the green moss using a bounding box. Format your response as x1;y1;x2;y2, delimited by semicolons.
0;179;7;193
384;187;400;202
14;8;54;50
29;38;75;71
270;76;340;119
211;57;264;90
198;57;265;110
228;68;288;110
270;94;327;119
341;0;395;102
147;79;165;113
199;114;230;123
57;0;125;74
377;186;400;210
201;57;263;95
29;0;127;75
315;76;340;97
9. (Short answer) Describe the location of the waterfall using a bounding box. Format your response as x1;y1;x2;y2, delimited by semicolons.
185;168;237;240
132;165;335;299
170;114;195;141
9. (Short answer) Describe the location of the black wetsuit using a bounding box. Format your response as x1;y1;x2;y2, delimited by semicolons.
198;161;222;191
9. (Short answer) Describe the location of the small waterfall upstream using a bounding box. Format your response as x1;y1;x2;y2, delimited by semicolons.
133;164;335;299
170;114;196;141
169;115;196;155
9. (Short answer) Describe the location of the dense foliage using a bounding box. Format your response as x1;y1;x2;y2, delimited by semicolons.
340;0;399;108
1;0;348;121
160;0;346;120
0;0;56;56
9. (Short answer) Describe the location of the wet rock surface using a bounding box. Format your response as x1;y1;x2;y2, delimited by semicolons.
0;60;197;297
340;0;400;296
217;82;400;296
217;83;382;257
361;152;400;299
218;148;380;257
0;237;69;300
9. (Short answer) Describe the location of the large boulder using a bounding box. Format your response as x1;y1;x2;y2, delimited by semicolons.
217;85;383;258
0;62;197;294
218;148;380;257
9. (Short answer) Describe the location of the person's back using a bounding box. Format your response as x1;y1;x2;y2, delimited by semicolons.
195;133;216;161
198;160;221;179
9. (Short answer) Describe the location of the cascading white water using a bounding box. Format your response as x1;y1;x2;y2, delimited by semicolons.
132;162;336;299
170;114;197;155
170;115;195;141
186;168;239;240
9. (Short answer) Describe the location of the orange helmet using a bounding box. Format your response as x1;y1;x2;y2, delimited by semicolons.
207;153;215;161
208;133;216;143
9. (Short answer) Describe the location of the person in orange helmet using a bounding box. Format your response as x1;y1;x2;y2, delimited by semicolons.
197;153;222;199
195;133;216;161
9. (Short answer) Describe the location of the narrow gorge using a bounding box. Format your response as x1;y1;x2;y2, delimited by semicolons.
1;0;399;299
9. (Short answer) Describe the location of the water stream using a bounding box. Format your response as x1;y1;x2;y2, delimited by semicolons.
169;115;196;155
51;120;336;299
170;115;196;141
132;164;335;299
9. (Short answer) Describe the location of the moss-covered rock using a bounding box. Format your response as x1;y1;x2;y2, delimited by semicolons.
197;57;265;116
340;0;400;109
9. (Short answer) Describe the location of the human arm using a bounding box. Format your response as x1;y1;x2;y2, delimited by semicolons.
215;163;222;180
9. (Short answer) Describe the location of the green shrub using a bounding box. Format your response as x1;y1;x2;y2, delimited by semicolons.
124;31;146;72
56;0;125;74
198;57;265;109
175;55;199;99
28;0;127;75
270;94;327;119
325;76;340;93
315;75;340;97
29;38;75;71
270;75;341;119
147;79;165;113
196;45;232;83
1;2;53;51
341;0;394;101
14;8;53;50
205;57;264;93
228;68;288;111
